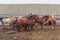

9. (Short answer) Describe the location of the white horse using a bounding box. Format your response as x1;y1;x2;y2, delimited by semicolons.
2;18;9;25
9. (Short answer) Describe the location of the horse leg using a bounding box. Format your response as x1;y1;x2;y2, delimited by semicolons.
16;26;20;32
41;24;43;30
45;23;48;29
24;25;27;31
51;23;55;30
31;25;33;30
11;26;15;31
52;23;56;29
27;25;30;31
24;25;28;31
16;25;23;32
10;23;17;31
34;24;39;31
53;21;56;29
20;26;23;32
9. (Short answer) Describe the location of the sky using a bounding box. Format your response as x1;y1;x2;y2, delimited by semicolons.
0;0;60;4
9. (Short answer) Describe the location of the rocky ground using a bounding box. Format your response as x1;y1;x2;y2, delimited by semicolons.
0;26;60;40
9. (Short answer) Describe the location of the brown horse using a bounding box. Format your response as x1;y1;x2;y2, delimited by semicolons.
7;16;27;31
14;14;39;32
36;15;56;30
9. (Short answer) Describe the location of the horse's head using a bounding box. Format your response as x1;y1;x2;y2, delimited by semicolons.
49;14;55;18
29;14;39;23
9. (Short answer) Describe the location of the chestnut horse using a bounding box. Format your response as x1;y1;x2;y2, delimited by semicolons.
8;17;16;27
46;15;56;29
37;15;56;30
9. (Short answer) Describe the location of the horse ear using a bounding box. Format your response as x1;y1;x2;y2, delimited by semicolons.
51;14;55;18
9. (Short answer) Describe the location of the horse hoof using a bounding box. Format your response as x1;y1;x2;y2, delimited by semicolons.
20;30;23;32
52;27;54;30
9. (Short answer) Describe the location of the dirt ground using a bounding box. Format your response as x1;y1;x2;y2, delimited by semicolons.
0;26;60;40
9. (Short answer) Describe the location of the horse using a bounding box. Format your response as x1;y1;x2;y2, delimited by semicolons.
13;14;39;32
24;14;38;31
8;17;16;27
46;15;56;29
36;15;56;30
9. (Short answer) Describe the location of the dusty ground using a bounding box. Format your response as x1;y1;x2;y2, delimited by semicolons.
0;26;60;40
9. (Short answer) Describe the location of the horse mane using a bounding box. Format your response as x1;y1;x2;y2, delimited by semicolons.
22;16;26;18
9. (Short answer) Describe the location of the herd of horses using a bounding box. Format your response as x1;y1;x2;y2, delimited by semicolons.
0;13;56;32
